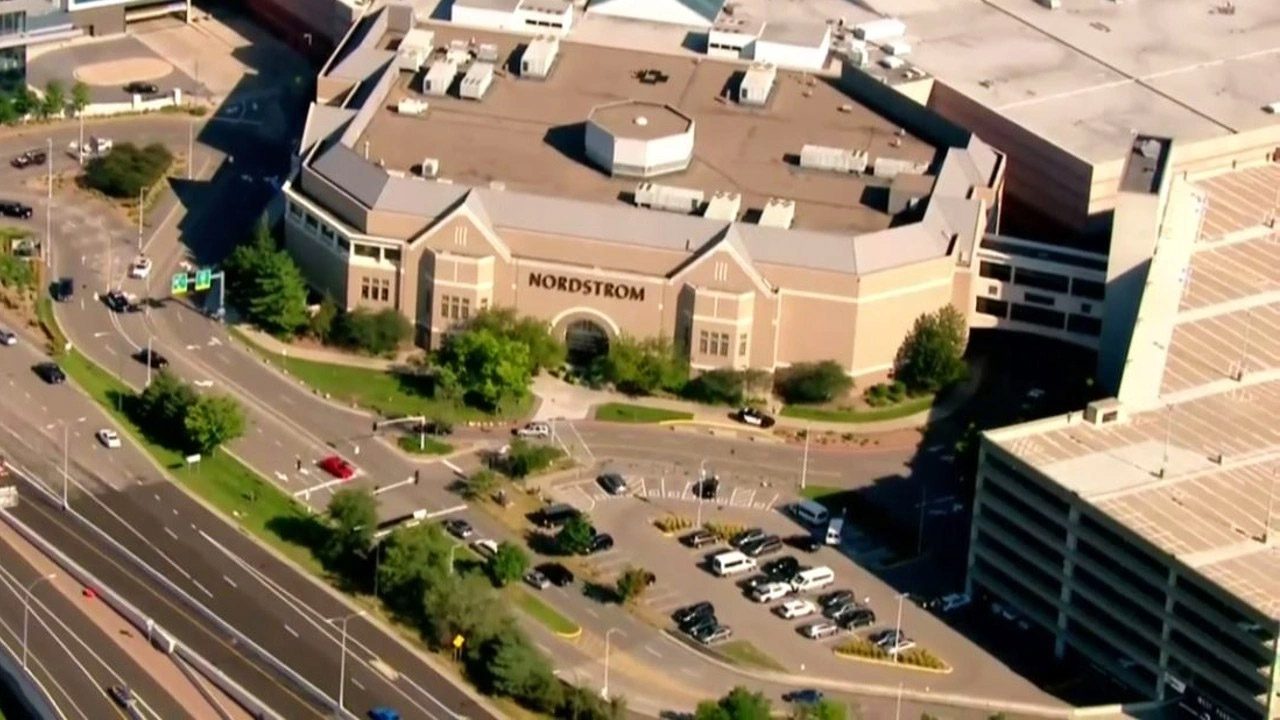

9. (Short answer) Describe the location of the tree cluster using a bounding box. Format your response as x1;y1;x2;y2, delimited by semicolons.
591;335;687;396
695;687;849;720
435;326;533;411
554;515;597;556
0;80;89;126
223;219;310;337
322;490;621;718
131;371;246;453
491;439;564;479
895;306;968;394
84;142;174;199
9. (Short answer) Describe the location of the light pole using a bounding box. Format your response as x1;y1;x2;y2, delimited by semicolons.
21;574;56;670
326;610;366;713
893;593;906;664
602;627;621;700
137;187;144;253
696;459;707;528
145;336;153;387
894;682;903;720
44;137;51;268
187;118;194;180
77;112;84;168
800;424;811;490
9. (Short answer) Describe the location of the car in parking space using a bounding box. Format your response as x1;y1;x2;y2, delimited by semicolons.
730;527;766;549
826;602;866;623
762;556;801;582
749;581;791;603
523;568;551;590
819;589;855;610
369;708;401;720
680;529;717;549
532;503;580;529
471;538;499;558
693;624;732;645
871;628;906;648
682;613;718;638
107;685;136;708
785;533;822;553
515;421;550;438
133;347;169;369
776;599;817;620
124;81;160;95
927;592;972;614
442;518;474;539
837;607;876;630
783;689;824;706
886;637;917;655
734;407;775;428
33;362;65;384
799;621;842;640
586;532;614;554
742;535;782;558
0;201;32;219
95;429;121;449
739;573;770;592
596;472;628;495
692;475;719;499
0;330;15;346
318;455;356;479
673;601;714;627
129;256;152;279
536;562;574;587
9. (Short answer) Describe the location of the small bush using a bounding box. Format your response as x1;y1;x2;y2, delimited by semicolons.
835;638;948;670
703;521;745;543
0;255;35;290
331;307;411;355
615;566;655;602
84;142;173;198
495;440;564;479
775;361;853;404
654;515;692;533
681;368;745;405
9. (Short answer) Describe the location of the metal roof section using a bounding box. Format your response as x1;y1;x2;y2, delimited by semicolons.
587;0;725;25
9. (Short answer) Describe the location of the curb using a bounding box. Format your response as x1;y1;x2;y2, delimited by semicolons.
832;648;954;674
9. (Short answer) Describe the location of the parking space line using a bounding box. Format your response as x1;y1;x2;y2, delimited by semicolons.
575;485;597;510
643;645;663;659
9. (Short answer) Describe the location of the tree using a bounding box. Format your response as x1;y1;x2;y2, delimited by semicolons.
224;219;309;337
309;295;339;342
895;306;968;394
468;307;565;372
331;307;411;355
481;628;562;710
558;684;626;720
421;571;510;648
12;88;37;118
596;335;687;396
489;541;529;587
774;361;853;404
615;566;655;602
0;94;16;125
792;699;847;720
70;81;90;115
375;522;453;617
324;488;377;574
682;368;744;405
435;327;533;410
555;515;595;556
42;80;65;118
458;469;499;500
696;687;772;720
133;370;199;448
182;394;245;453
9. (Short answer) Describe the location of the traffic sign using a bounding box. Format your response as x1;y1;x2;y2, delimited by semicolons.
452;634;465;649
0;486;16;509
194;268;213;291
171;272;189;295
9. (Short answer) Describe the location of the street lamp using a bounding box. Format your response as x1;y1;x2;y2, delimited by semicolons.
601;627;622;700
800;424;811;489
326;610;366;712
696;459;707;528
58;421;69;510
893;593;906;664
21;574;56;670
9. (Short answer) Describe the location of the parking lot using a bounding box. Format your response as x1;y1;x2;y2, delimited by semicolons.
544;466;1057;703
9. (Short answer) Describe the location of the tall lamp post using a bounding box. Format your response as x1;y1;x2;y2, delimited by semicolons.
326;610;366;713
601;627;622;700
893;593;906;664
22;574;56;670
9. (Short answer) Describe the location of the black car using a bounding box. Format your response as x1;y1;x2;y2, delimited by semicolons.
672;601;714;627
837;608;876;630
596;472;628;495
742;535;782;558
107;685;136;708
680;529;717;548
0;201;32;219
533;503;580;529
762;556;801;582
33;362;65;384
10;150;45;169
819;589;856;609
783;689;824;706
104;289;130;313
536;562;574;586
586;532;614;554
730;527;766;548
785;533;822;553
683;615;718;638
734;407;776;429
52;277;73;302
827;602;865;623
124;81;159;95
442;518;473;539
134;348;169;369
739;573;771;592
692;475;719;499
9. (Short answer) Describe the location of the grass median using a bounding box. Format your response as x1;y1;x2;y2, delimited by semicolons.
781;394;934;424
396;434;454;455
510;588;581;637
594;402;692;424
713;639;787;672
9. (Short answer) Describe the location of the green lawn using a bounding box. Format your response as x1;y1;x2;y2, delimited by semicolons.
396;434;454;455
594;402;692;424
59;349;327;576
781;394;934;424
713;639;787;672
230;328;532;423
510;588;580;636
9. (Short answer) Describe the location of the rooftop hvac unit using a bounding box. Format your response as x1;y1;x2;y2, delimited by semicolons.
878;55;905;70
871;157;928;178
883;40;911;57
397;28;434;71
759;198;795;229
800;144;868;174
460;62;495;100
477;43;501;64
422;60;458;96
396;98;430;115
738;62;776;106
521;35;560;79
853;17;905;42
704;191;742;220
419;157;440;178
446;41;471;65
634;182;705;214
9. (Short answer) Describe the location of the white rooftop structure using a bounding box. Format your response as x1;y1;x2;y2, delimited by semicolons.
586;0;726;28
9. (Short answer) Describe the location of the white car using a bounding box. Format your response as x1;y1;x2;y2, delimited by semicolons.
750;582;791;603
470;538;499;558
886;638;917;655
934;592;971;613
776;599;817;620
0;330;15;346
799;621;841;640
96;429;121;449
129;256;152;279
515;422;550;439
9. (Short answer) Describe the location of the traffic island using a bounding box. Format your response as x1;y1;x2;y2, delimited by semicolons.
594;402;692;423
395;434;454;456
833;638;952;674
510;588;582;639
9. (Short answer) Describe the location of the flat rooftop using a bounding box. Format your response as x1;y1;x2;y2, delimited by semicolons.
988;163;1280;618
589;101;692;141
358;24;937;234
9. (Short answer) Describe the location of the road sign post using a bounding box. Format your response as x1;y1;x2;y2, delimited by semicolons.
194;268;212;291
0;486;16;509
171;272;189;295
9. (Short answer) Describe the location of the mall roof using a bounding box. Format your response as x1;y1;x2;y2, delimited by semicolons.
987;163;1280;619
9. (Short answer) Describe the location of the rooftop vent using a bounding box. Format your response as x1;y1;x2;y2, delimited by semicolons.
634;182;705;214
758;198;795;229
1083;398;1124;426
704;191;742;221
1137;138;1163;159
800;144;868;174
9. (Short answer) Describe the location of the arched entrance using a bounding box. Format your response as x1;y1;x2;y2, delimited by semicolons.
564;319;610;364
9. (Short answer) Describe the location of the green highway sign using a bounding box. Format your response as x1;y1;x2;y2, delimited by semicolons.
194;268;213;291
171;272;189;295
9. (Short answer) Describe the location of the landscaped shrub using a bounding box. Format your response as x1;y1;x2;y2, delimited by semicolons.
331;307;412;355
681;368;745;405
654;515;693;533
495;439;565;479
703;521;745;543
84;142;173;198
774;360;853;404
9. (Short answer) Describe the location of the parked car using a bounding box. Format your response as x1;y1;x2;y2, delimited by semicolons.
673;601;714;627
70;136;112;160
734;407;775;428
124;81;160;95
927;592;972;614
369;708;401;720
871;629;907;648
750;582;791;603
523;569;550;590
52;277;73;302
515;421;550;438
470;539;499;558
682;614;718;638
96;429;121;449
693;624;732;645
586;532;614;554
837;607;876;630
532;503;580;529
799;621;841;640
0;330;15;346
129;256;152;279
317;455;356;479
785;533;822;553
10;150;45;168
442;518;473;539
133;347;168;369
886;637;917;655
783;689;824;706
742;535;783;558
536;562;574;587
0;201;32;219
33;362;65;384
762;556;801;582
819;589;856;610
827;603;865;623
596;472;628;495
730;528;766;549
680;529;717;549
776;599;817;620
692;475;719;499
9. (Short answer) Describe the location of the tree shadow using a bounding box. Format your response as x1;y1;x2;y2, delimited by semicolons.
582;581;620;605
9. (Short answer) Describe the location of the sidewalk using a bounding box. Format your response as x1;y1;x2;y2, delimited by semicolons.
232;323;409;371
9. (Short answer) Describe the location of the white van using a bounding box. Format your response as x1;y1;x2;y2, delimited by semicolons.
711;550;758;577
790;566;835;593
825;517;844;545
792;500;830;527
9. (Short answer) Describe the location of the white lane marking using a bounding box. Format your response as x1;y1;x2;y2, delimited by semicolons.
164;527;178;540
192;579;213;598
351;678;365;691
584;607;600;619
222;575;237;588
644;645;663;659
284;624;299;638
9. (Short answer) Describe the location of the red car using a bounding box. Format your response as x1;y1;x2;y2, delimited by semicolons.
318;455;356;479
